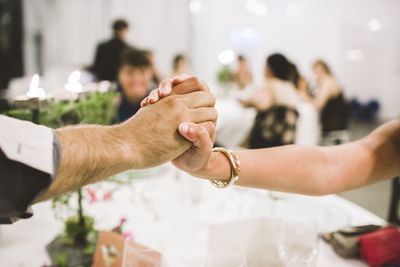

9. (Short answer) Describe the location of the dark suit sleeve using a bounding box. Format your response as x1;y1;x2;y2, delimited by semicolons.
91;44;103;80
0;132;61;224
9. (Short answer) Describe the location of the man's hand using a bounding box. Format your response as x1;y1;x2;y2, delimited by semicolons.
122;79;217;169
140;75;217;172
36;76;216;202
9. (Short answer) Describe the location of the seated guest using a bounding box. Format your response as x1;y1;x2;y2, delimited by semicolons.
289;62;309;97
241;53;302;148
311;59;348;134
171;54;188;78
91;19;134;82
116;49;152;122
233;55;253;90
144;50;162;87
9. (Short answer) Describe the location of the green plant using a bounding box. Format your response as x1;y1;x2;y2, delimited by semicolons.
4;108;33;122
217;66;233;85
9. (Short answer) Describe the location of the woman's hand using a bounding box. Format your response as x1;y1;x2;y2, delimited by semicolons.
141;75;216;174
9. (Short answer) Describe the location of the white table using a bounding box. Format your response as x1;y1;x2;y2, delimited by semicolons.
216;98;256;149
0;165;384;266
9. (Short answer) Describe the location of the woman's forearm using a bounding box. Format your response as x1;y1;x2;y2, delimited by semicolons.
195;120;400;195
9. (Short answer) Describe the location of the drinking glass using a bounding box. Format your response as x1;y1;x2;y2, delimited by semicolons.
278;216;319;267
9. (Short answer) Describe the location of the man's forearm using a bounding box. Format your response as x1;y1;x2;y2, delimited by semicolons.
35;124;136;202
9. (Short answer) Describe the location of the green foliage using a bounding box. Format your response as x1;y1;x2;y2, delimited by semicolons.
39;101;78;128
3;90;118;128
65;215;95;242
39;91;119;128
217;66;233;85
4;109;33;122
76;91;118;125
54;252;68;266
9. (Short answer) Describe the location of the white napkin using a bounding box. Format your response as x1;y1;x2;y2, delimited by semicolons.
208;218;283;267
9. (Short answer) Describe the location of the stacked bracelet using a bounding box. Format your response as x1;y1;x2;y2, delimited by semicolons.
209;147;241;189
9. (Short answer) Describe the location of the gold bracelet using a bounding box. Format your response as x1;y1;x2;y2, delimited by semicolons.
209;147;241;188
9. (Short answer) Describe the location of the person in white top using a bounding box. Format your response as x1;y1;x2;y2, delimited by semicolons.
240;53;302;111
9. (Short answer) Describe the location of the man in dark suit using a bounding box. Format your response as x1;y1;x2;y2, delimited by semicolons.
91;19;134;82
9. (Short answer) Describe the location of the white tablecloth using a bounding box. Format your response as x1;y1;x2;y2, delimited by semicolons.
216;98;256;149
0;165;384;266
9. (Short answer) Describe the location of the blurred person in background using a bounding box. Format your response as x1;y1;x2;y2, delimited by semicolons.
91;19;134;82
233;55;253;90
116;49;152;122
241;53;302;148
289;62;309;97
311;59;348;136
171;54;188;78
144;50;162;87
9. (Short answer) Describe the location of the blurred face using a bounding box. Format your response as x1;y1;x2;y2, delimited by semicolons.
116;28;129;40
118;65;151;101
313;63;325;80
177;58;188;72
239;59;248;69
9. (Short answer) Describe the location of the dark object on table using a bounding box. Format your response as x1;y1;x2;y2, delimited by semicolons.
360;226;400;267
248;106;298;149
322;224;382;258
388;177;400;225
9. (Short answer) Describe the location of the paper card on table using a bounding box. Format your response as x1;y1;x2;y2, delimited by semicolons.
92;231;162;267
208;218;283;267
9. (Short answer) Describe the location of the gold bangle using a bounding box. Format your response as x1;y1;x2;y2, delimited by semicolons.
210;147;241;188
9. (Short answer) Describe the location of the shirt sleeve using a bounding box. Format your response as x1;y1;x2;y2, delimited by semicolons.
0;115;61;224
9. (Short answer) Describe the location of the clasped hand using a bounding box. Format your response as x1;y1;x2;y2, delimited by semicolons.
140;75;215;174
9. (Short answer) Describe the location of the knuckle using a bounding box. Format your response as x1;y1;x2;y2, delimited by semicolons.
188;76;201;86
168;97;187;111
160;78;169;86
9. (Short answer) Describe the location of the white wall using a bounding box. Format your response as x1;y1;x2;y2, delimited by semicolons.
23;0;190;77
190;0;400;119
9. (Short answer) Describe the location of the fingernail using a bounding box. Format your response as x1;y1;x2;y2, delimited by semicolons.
179;123;190;134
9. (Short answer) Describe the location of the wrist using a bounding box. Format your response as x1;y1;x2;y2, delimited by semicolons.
110;123;141;169
190;151;231;181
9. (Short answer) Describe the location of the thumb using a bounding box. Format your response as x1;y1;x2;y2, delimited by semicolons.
178;122;213;150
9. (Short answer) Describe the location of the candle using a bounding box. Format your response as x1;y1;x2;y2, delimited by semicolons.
64;71;83;93
26;74;46;99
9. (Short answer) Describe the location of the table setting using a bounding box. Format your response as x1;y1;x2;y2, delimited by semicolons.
0;163;387;266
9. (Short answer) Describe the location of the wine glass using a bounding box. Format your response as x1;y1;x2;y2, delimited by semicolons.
278;216;319;267
206;249;248;267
